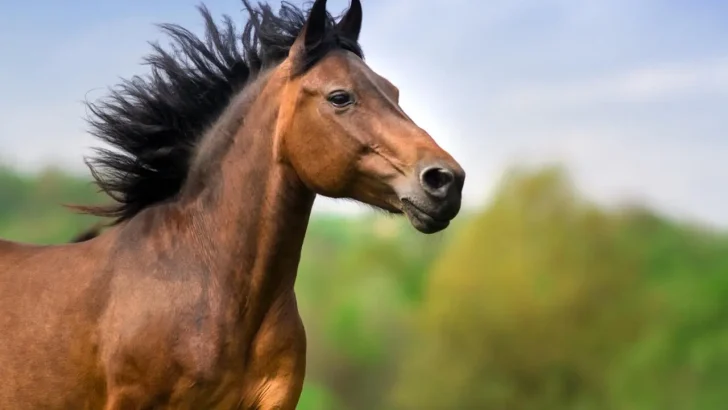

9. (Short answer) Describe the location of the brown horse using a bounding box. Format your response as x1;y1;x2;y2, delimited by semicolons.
0;0;464;408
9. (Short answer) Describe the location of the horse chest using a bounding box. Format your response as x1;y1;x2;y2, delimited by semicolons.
167;298;306;408
147;329;292;409
166;371;250;410
101;328;255;409
101;275;303;408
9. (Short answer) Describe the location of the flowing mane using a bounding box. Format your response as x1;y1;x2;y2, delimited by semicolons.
80;0;363;224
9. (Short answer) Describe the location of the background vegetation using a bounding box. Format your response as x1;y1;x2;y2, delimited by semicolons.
2;164;726;409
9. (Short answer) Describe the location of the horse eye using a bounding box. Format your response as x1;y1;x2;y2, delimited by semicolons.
327;91;354;108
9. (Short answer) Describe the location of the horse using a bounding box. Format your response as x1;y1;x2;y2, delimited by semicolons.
0;0;465;408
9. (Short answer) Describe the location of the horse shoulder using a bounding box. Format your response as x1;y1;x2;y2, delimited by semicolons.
96;253;233;402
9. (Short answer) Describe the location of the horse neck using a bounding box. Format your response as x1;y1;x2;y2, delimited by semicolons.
176;72;315;317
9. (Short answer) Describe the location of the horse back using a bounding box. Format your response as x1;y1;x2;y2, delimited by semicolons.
0;236;111;408
0;238;43;270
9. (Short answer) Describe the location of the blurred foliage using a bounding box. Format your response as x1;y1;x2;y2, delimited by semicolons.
1;164;727;409
0;165;105;243
391;167;652;410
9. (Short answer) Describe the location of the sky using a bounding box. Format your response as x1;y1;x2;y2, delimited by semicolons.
0;0;726;226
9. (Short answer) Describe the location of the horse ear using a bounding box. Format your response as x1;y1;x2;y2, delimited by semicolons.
290;0;328;60
336;0;362;42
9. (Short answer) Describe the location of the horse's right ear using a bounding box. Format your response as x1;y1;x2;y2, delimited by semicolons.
290;0;328;62
336;0;362;42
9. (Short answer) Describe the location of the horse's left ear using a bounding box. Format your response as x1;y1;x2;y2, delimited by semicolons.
336;0;362;42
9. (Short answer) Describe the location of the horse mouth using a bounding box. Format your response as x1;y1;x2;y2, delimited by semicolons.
400;199;450;234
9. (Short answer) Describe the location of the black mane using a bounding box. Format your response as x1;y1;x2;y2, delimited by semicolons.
80;1;363;224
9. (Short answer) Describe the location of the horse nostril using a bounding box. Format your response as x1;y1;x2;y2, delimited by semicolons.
420;166;455;198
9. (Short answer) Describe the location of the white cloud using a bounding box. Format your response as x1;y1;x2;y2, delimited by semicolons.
495;57;728;110
479;126;728;227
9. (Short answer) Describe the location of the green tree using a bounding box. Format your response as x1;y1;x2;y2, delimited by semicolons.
0;165;104;243
390;166;653;410
609;208;728;410
296;214;461;410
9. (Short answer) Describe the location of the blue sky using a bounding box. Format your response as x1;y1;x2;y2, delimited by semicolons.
1;0;727;226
